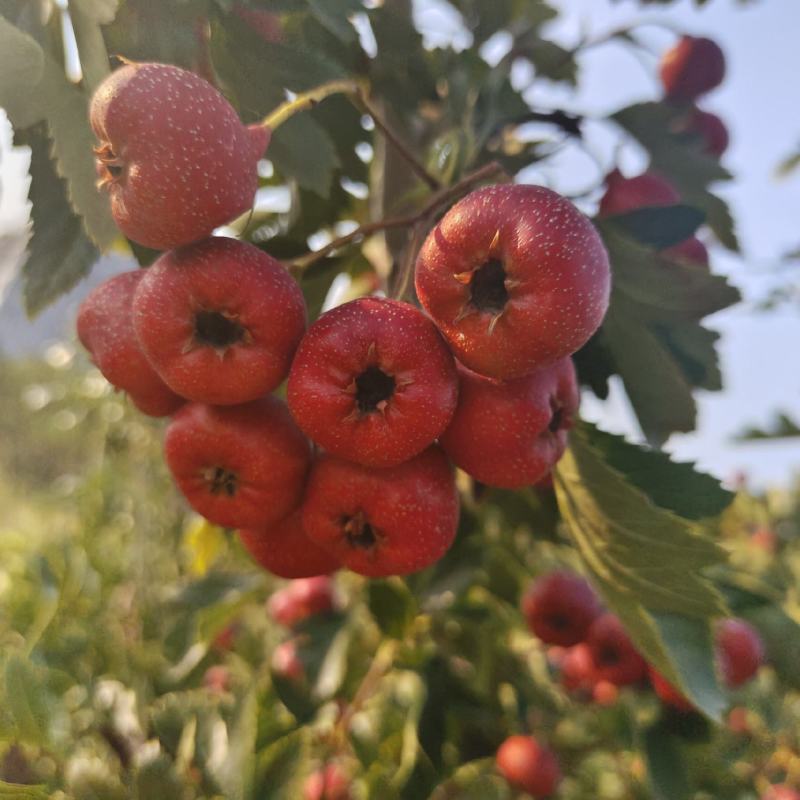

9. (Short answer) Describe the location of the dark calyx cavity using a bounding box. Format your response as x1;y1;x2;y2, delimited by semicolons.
194;310;246;349
355;365;395;414
469;259;509;314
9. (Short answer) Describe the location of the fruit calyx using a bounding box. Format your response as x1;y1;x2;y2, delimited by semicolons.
93;142;125;187
468;258;509;314
192;309;249;352
341;510;381;551
353;365;396;415
204;466;239;497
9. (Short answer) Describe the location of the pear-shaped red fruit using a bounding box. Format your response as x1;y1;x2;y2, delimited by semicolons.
77;270;183;417
415;184;610;380
90;61;268;250
287;297;458;467
164;397;310;529
441;358;578;489
133;237;306;405
302;447;458;577
239;512;340;580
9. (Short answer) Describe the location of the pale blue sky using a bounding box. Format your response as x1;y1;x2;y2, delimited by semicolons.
1;0;798;488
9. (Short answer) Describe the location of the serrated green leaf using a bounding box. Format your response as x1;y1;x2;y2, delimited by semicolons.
253;730;309;800
305;0;361;42
367;578;418;639
642;722;691;800
734;412;800;441
18;127;99;316
0;782;50;800
0;15;45;128
583;424;733;520
269;114;341;198
608;204;705;250
554;423;727;718
527;37;577;85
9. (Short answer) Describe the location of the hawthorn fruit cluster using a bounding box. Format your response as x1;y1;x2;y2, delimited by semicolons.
77;61;611;580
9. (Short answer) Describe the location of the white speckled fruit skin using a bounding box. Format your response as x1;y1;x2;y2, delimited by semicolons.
90;62;268;250
415;184;611;380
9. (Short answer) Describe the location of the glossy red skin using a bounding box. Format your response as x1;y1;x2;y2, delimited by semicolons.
660;36;726;103
415;184;610;380
239;513;340;580
717;618;764;688
648;666;695;712
441;358;578;489
288;297;458;467
586;614;646;687
164;397;311;529
77;271;184;416
302;447;459;578
267;576;337;626
233;4;284;43
272;639;304;681
90;62;268;250
559;643;597;692
133;237;306;405
662;236;709;267
598;169;681;217
522;570;602;647
304;764;351;800
762;786;800;800
684;107;729;158
496;736;561;798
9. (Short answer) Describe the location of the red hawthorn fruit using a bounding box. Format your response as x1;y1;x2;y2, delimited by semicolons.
598;169;680;217
233;4;284;43
302;447;459;577
559;643;597;693
287;297;458;468
133;237;306;405
496;735;562;798
304;763;352;800
521;571;602;647
267;575;337;627
592;679;619;706
415;183;610;380
660;36;726;103
648;667;695;712
727;706;750;735
750;526;778;553
762;786;800;800
586;614;646;687
164;397;311;529
271;640;304;681
203;665;230;694
90;62;268;250
717;618;765;688
212;623;239;652
77;271;184;416
441;358;579;489
239;513;340;580
661;236;709;267
683;107;729;158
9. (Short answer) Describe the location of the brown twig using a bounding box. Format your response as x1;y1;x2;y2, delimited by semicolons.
291;160;508;274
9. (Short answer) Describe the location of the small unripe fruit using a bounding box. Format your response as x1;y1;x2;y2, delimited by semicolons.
441;358;579;489
267;576;337;627
90;62;268;250
288;297;458;467
416;184;610;380
660;36;726;103
164;397;311;529
496;735;561;798
233;4;284;43
559;643;597;693
522;571;602;647
272;639;304;681
717;618;764;688
598;169;680;217
203;665;230;694
592;679;619;706
133;237;306;405
302;447;459;577
304;763;351;800
586;614;646;687
239;514;340;580
76;271;183;416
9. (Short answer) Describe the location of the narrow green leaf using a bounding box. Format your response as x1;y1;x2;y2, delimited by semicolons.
367;578;418;639
305;0;361;42
642;722;691;800
0;782;50;800
0;15;45;128
607;204;705;249
253;730;309;800
211;688;258;800
4;655;50;744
